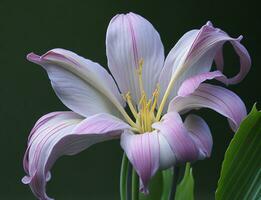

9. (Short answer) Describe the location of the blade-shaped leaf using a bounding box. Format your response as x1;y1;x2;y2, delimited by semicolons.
161;169;173;200
216;104;261;200
175;163;194;200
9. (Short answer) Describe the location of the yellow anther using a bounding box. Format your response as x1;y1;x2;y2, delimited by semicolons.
139;92;146;106
150;85;160;113
121;60;162;133
124;92;138;119
146;99;152;109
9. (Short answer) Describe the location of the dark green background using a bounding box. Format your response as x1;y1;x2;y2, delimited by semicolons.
0;0;260;199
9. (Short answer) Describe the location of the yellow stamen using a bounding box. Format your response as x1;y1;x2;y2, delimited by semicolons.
139;92;146;107
150;84;159;113
156;68;183;121
119;108;139;130
146;102;152;132
124;92;138;119
121;59;162;133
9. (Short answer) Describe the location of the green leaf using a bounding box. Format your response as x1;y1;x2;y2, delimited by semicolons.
161;169;173;200
139;172;163;200
216;104;261;200
175;163;194;200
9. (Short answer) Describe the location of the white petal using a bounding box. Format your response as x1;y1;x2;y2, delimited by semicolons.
157;134;176;170
184;114;213;159
27;49;125;117
120;130;160;193
106;13;164;104
169;83;247;131
152;112;199;163
159;22;251;113
23;112;129;199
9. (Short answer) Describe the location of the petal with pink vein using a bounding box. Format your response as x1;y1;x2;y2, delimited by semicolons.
22;112;129;200
120;130;160;194
106;12;164;104
184;114;213;159
152;112;199;163
27;49;125;118
177;70;225;97
159;22;251;113
169;83;247;131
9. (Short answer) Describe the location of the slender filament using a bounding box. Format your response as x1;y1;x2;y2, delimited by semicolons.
123;59;160;133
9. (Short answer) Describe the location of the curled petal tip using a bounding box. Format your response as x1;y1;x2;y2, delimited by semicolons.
23;112;127;199
27;52;41;63
21;176;31;184
237;35;243;41
206;21;213;26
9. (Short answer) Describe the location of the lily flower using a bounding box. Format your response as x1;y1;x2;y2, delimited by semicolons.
22;12;251;200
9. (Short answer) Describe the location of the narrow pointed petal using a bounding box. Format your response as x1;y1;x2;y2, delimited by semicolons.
121;112;213;193
169;83;247;131
120;131;160;194
121;130;179;193
23;112;129;200
177;70;225;96
159;22;251;112
184;114;213;159
106;12;164;104
27;49;125;118
159;30;200;108
152;112;199;163
121;128;191;193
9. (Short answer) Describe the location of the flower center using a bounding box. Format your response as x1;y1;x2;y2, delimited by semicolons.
123;59;159;133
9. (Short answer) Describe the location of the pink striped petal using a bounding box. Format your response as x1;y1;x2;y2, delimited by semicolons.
159;30;201;109
177;70;225;96
121;112;214;193
183;22;251;85
184;114;213;159
169;83;247;131
152;112;199;163
121;130;179;193
27;49;124;118
120;131;160;194
23;112;129;200
159;22;251;113
214;35;251;84
106;12;164;104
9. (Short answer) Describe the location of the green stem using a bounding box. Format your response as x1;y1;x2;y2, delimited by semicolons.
169;166;180;200
120;153;129;200
132;169;139;200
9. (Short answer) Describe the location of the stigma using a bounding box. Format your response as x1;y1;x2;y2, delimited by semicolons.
123;59;160;133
